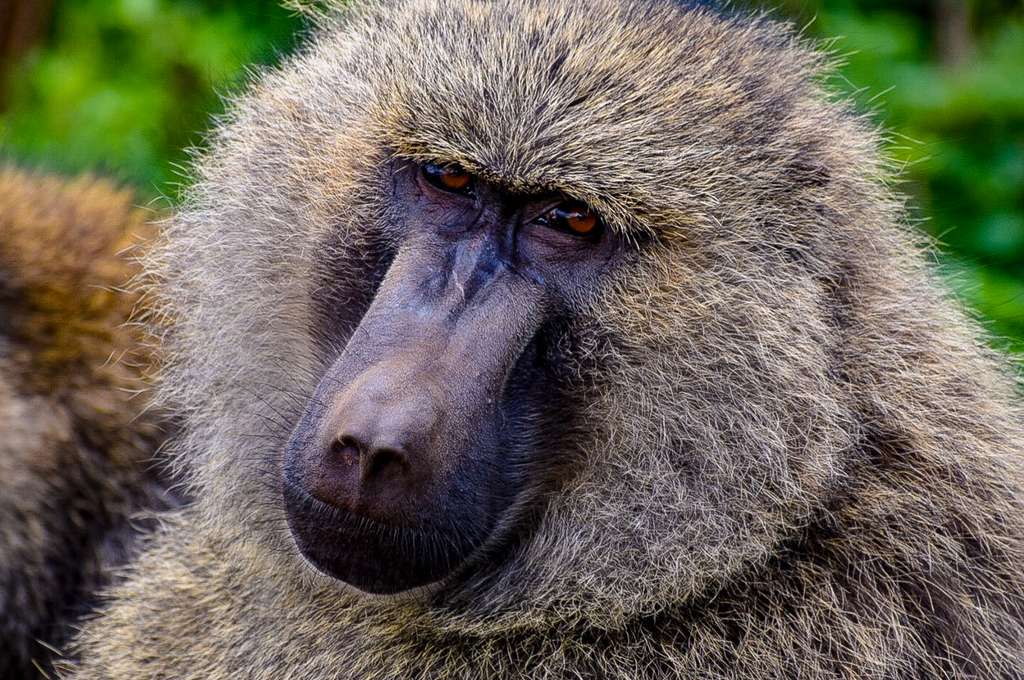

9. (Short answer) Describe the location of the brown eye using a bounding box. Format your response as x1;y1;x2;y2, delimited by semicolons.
539;201;603;239
422;162;474;194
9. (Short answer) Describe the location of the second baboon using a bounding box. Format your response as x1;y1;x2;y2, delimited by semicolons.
65;0;1023;678
0;169;174;677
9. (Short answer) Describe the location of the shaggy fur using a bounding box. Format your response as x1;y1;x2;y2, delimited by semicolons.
0;169;174;677
65;0;1023;678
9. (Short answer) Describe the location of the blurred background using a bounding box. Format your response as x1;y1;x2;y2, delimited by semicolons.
0;0;1021;353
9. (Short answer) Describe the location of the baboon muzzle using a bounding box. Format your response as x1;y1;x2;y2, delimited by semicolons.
283;239;543;593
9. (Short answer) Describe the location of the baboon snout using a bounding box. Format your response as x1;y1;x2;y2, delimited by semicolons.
282;240;546;592
307;361;442;524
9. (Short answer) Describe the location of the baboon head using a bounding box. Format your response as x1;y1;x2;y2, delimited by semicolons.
157;0;888;626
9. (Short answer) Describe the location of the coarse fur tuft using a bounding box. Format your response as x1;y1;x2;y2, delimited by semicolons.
0;169;176;677
65;0;1023;678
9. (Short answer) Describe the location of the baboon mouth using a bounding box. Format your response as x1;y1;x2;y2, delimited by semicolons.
282;480;487;594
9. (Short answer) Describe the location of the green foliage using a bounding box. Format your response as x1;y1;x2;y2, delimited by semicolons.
767;0;1024;351
1;0;1021;352
0;0;300;193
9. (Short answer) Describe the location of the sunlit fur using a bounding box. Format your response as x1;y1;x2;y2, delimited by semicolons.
0;169;172;676
65;1;1023;677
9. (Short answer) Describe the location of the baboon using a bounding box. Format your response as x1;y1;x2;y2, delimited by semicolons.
0;169;174;677
64;0;1023;678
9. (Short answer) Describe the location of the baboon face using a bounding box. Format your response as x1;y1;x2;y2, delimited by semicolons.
170;0;865;620
283;161;618;593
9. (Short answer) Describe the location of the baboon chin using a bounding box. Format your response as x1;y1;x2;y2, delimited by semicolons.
63;0;1023;678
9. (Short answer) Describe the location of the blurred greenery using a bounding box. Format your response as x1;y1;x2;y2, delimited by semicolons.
0;0;1021;352
765;0;1024;354
0;0;301;192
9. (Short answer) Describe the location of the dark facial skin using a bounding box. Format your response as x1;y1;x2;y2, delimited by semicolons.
282;159;617;594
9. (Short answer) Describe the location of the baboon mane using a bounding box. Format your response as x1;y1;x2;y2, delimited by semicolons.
0;169;171;676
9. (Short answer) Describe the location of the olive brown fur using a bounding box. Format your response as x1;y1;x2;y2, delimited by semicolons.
65;0;1023;678
0;169;174;677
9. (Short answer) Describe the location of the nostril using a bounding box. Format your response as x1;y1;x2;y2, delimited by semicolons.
330;435;362;467
328;434;409;484
361;446;409;484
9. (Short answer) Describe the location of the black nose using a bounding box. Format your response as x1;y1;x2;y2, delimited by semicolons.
330;434;410;487
303;362;440;524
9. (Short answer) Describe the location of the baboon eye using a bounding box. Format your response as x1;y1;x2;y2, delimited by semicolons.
422;162;474;194
537;200;603;239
